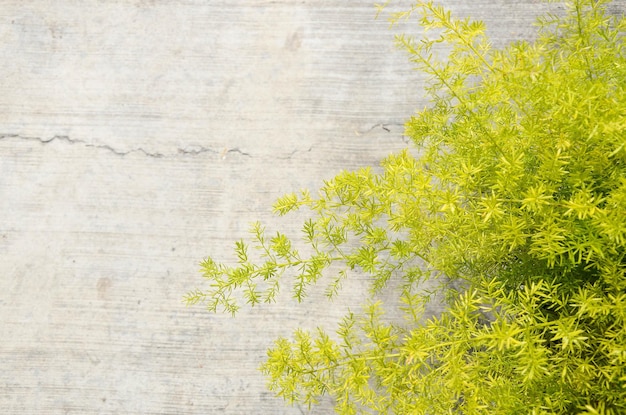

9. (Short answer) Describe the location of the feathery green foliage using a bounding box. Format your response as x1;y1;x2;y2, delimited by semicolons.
187;1;626;413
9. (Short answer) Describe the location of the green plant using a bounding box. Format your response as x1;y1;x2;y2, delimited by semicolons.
186;0;626;413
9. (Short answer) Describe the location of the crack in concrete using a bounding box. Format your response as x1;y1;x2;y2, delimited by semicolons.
0;134;252;159
277;145;313;160
224;147;251;158
177;145;218;157
354;122;404;136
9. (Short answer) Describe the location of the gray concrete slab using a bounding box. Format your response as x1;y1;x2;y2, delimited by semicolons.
1;1;623;413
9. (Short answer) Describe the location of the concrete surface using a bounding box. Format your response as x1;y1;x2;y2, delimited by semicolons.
1;1;622;414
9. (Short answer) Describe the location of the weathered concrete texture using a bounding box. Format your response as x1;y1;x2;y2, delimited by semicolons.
1;1;623;413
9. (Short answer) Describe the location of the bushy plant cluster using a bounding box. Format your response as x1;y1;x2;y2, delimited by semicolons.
187;1;626;413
